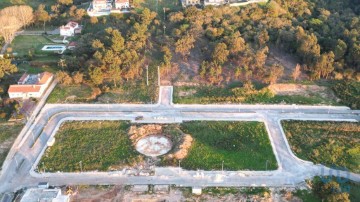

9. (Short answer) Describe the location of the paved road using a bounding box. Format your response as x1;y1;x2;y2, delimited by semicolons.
0;86;359;193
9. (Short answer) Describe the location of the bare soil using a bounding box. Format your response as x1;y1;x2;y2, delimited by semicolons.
68;186;306;202
268;84;340;102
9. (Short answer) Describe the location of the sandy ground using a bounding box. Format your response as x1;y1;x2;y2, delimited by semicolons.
268;84;340;102
68;186;306;202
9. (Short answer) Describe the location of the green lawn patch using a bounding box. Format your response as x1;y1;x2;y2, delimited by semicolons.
173;85;337;105
282;121;360;173
9;35;55;57
47;84;94;103
0;123;24;167
40;121;143;172
163;121;277;171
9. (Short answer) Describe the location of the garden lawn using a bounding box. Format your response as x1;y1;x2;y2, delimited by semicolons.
40;121;143;172
0;123;24;167
282;121;360;173
47;84;94;103
9;35;54;57
176;121;277;171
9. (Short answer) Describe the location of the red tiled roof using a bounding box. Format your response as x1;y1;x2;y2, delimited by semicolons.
18;73;28;83
37;72;53;85
8;85;41;93
115;0;129;3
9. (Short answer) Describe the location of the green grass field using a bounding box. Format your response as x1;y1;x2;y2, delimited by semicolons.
9;35;55;57
173;85;337;105
40;121;277;172
40;121;143;172
282;121;360;173
47;84;94;103
163;121;278;171
0;123;24;167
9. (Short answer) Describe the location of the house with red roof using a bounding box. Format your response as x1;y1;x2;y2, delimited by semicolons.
8;72;53;99
60;21;81;37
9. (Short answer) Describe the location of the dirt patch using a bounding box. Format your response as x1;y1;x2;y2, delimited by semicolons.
128;124;193;160
268;84;340;102
135;135;172;157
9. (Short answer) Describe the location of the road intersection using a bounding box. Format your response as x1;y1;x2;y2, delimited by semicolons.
0;86;359;193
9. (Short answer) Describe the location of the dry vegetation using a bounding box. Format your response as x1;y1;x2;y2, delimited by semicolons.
282;120;360;173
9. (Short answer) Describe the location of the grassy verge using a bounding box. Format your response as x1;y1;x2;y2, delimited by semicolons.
173;85;337;105
331;81;360;109
0;123;24;167
162;121;277;171
40;121;143;172
47;84;94;103
282;121;360;173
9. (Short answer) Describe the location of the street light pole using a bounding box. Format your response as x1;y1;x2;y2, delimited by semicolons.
146;65;149;86
79;161;83;172
157;66;160;86
222;160;224;173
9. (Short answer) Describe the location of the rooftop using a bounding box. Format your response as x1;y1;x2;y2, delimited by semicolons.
20;188;68;202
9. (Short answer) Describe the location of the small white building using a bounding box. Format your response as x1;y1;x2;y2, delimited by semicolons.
181;0;201;7
60;21;80;37
204;0;226;6
114;0;130;9
93;0;112;10
8;72;53;99
20;188;69;202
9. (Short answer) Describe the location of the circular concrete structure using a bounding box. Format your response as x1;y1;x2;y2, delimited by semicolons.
135;135;172;157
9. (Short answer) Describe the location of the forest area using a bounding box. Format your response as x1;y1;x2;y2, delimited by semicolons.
0;0;359;106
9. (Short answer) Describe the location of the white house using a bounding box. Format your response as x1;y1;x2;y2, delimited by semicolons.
60;21;80;37
8;72;53;99
92;0;112;10
204;0;226;6
114;0;130;9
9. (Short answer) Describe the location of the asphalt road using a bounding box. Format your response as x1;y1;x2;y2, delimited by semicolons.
0;86;359;193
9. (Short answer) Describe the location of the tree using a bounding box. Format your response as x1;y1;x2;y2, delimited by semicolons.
175;35;195;59
72;71;83;84
0;5;34;27
255;29;269;48
0;58;17;80
89;66;103;85
227;31;246;55
58;0;73;6
334;39;347;60
212;42;229;64
75;9;86;21
90;16;98;24
292;64;301;81
265;63;284;84
312;51;335;79
0;16;21;43
34;4;50;31
56;71;72;85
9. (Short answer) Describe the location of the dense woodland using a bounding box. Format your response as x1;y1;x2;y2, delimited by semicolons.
0;0;359;96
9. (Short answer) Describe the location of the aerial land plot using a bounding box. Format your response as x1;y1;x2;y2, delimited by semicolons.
282;120;360;173
0;123;24;167
173;83;339;105
40;121;277;172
